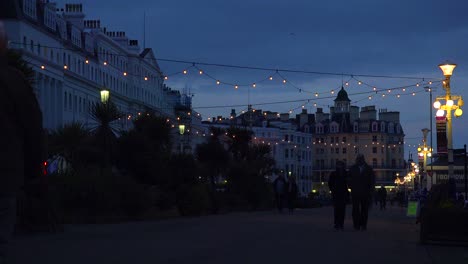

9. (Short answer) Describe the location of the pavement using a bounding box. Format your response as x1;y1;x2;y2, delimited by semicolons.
8;205;468;264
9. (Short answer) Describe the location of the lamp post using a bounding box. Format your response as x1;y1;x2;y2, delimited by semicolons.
100;89;110;103
418;128;432;190
434;62;463;193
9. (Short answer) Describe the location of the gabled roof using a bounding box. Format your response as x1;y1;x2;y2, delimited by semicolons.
140;48;161;72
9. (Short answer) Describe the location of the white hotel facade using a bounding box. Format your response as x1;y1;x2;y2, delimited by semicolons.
2;0;181;131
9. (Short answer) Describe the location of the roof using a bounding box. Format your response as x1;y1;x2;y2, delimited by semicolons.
334;87;351;102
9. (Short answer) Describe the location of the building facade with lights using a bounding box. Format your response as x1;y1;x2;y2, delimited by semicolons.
2;0;181;131
311;87;406;187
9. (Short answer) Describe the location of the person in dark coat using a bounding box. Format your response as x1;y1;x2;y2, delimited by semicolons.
273;174;287;213
378;185;387;210
328;160;349;230
0;24;44;262
349;154;375;231
287;176;298;214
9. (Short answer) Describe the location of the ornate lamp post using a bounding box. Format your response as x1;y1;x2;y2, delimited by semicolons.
418;128;432;190
433;62;463;189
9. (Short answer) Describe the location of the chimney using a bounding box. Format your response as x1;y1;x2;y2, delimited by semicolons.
280;113;289;121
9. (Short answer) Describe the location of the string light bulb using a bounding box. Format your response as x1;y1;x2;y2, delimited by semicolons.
183;70;187;74
123;72;127;76
429;81;432;85
331;90;335;94
103;61;107;66
345;82;349;86
269;76;273;81
199;70;203;75
252;83;256;88
283;79;287;84
358;81;362;85
368;96;372;100
216;80;220;85
397;94;400;98
402;88;406;92
388;89;391;93
315;93;319;97
416;83;420;87
373;87;377;91
63;65;68;70
85;59;89;64
412;92;416;96
40;65;45;70
144;76;148;81
164;76;168;80
234;85;238;89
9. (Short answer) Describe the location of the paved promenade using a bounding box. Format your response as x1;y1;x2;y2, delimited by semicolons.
9;206;468;264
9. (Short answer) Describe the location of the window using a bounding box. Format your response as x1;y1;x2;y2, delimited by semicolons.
372;136;377;142
285;149;289;158
342;137;347;143
354;147;359;154
285;135;289;141
342;148;347;154
391;159;396;168
372;158;377;168
330;148;334;154
353;122;358;132
381;122;385;132
381;147;384;153
372;147;377;154
331;137;334;143
355;136;359;143
372;122;378;132
335;148;339;154
291;135;294;142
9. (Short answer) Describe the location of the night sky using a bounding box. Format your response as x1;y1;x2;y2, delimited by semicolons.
58;0;468;154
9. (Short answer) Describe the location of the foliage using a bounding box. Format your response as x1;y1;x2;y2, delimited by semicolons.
7;49;35;86
116;114;172;185
48;122;90;167
226;127;253;161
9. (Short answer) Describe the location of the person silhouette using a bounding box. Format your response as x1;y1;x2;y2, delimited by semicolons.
349;154;375;231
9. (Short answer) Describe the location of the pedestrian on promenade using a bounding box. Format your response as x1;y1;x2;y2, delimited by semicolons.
378;185;387;210
273;174;287;213
286;175;298;214
349;154;375;231
0;23;44;263
328;160;349;230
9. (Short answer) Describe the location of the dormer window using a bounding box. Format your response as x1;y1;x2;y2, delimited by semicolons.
388;122;395;133
380;122;385;132
353;122;358;133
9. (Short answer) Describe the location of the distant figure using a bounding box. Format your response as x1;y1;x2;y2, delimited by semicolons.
349;154;375;231
287;176;298;214
273;174;287;213
378;185;387;210
328;161;349;230
0;23;44;263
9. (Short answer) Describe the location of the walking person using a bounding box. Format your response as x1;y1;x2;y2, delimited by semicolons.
349;154;375;231
328;161;349;230
273;174;287;213
0;24;44;263
287;176;298;214
378;185;387;210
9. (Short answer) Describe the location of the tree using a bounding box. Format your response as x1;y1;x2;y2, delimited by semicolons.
116;114;172;185
196;128;230;213
48;122;90;169
7;49;34;86
89;100;123;166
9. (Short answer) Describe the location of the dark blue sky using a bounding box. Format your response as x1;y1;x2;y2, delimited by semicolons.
61;0;468;153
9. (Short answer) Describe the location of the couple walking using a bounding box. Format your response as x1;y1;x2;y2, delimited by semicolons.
328;154;375;231
273;174;298;213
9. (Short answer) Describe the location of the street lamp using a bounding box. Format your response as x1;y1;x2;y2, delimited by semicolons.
100;89;110;103
434;62;463;190
178;124;185;135
418;128;432;190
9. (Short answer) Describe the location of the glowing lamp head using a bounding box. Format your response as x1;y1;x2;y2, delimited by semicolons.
455;108;463;117
433;101;441;109
436;109;445;117
446;100;454;107
417;147;422;152
178;124;185;135
424;147;428;151
100;89;110;103
419;153;424;157
439;62;457;76
427;153;432;157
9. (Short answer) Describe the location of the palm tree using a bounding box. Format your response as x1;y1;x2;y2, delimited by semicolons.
89;100;123;167
48;122;89;169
